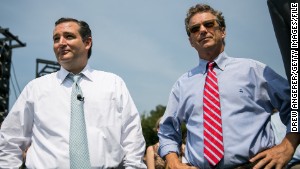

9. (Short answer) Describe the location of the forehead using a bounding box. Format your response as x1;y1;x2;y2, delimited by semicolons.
53;21;80;35
189;12;216;26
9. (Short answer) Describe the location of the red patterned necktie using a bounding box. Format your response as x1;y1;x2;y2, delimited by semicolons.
203;62;224;166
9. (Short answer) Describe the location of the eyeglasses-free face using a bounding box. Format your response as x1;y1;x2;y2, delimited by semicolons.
188;19;221;34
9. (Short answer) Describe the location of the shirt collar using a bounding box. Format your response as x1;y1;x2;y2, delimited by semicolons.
57;64;93;84
214;51;229;71
198;51;229;74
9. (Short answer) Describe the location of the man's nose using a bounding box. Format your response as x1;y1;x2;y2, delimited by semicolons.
199;24;208;34
59;37;67;46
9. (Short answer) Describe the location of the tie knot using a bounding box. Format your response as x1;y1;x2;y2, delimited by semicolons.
207;61;215;70
69;73;82;83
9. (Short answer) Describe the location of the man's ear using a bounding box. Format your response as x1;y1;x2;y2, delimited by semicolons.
85;37;92;49
221;27;226;39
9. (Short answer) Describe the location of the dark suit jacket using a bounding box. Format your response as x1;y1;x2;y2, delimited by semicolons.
267;0;299;83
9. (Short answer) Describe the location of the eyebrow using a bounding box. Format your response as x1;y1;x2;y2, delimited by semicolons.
53;31;76;38
189;19;217;28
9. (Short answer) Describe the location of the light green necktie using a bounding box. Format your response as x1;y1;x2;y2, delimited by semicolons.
69;74;91;169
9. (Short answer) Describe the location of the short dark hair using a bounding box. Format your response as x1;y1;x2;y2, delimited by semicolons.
185;4;226;37
55;17;92;58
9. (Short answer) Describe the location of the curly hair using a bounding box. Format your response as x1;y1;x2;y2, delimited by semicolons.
184;4;226;37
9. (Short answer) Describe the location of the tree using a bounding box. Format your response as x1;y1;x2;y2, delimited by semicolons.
141;105;187;148
141;105;165;148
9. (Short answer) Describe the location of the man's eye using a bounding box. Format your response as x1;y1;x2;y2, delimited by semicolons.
66;35;74;39
190;25;200;33
204;22;215;28
53;37;59;42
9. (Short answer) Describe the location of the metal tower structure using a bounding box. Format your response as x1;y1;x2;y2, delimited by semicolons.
36;58;60;78
0;27;26;123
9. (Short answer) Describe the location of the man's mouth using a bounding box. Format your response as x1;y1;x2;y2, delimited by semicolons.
60;50;69;55
199;37;211;42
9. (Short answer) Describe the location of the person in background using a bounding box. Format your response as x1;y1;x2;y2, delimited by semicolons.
146;117;167;169
146;117;186;169
0;17;146;169
267;0;300;84
158;3;299;169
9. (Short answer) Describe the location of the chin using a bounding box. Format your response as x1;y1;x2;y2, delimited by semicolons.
59;55;72;62
200;45;213;50
202;41;216;48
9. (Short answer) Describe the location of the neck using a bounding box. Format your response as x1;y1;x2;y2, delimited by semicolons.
66;61;87;75
198;44;224;61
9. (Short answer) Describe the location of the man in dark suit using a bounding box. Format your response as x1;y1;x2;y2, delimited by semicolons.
268;1;300;168
267;0;299;84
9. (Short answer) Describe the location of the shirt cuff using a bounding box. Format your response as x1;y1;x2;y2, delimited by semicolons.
158;144;180;158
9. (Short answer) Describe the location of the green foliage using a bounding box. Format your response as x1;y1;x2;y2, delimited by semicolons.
141;105;187;148
141;105;166;148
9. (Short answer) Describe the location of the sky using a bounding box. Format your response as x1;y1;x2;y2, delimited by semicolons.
1;0;286;115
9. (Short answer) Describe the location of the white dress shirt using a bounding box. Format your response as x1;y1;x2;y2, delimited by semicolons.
0;65;146;169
